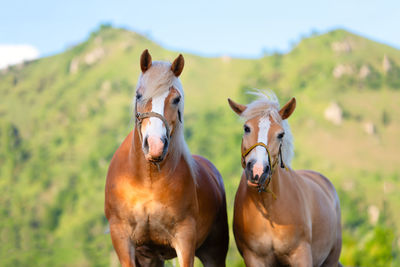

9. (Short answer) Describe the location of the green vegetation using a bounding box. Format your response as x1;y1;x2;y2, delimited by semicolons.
1;26;399;266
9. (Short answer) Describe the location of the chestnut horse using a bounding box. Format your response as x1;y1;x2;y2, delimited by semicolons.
228;91;342;267
105;50;229;267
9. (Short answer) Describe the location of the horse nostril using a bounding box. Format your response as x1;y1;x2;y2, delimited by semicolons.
265;165;270;174
162;136;168;148
246;160;254;171
143;136;149;150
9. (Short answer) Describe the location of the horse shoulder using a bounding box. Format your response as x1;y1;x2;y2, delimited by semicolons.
233;176;254;242
105;132;134;215
105;131;154;222
295;169;339;205
192;155;225;202
233;175;275;254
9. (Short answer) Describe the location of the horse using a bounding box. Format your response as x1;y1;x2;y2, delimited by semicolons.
105;50;229;267
228;91;342;267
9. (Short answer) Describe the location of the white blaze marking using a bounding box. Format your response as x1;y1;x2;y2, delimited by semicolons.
252;116;270;165
142;90;170;139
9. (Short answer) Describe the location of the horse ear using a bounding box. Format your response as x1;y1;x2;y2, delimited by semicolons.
228;98;247;115
279;97;296;120
140;49;152;73
171;54;184;77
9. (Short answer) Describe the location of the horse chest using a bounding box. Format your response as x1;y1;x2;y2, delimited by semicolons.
247;223;298;255
238;198;305;259
129;200;177;245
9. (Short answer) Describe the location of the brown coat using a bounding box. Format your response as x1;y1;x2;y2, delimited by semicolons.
233;167;342;266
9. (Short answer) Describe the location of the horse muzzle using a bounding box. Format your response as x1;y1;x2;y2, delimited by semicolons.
245;161;270;188
143;135;169;162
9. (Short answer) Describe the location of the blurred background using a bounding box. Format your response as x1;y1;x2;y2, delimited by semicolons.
1;0;399;266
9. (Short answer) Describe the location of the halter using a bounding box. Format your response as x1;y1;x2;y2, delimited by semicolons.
133;88;182;171
134;88;181;145
134;111;172;171
241;142;287;195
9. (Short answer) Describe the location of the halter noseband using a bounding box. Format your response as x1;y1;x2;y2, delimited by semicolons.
241;142;287;194
135;111;172;145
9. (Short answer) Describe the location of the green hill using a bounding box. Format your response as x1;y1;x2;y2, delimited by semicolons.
1;25;399;266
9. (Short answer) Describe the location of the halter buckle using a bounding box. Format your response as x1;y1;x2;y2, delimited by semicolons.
135;112;142;122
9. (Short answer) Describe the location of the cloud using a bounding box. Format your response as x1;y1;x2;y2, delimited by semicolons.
0;44;40;69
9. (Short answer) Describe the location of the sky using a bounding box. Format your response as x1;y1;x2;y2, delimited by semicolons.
0;0;399;68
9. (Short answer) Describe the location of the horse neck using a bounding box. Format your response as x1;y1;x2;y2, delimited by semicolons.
130;126;186;182
258;167;286;205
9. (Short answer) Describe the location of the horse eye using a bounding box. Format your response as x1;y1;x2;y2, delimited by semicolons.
277;132;285;139
172;96;181;105
244;125;251;133
136;93;142;101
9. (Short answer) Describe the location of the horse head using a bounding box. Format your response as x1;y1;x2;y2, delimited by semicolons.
135;49;185;163
228;92;296;189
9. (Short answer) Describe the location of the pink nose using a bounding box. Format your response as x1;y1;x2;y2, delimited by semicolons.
147;136;164;158
253;163;264;178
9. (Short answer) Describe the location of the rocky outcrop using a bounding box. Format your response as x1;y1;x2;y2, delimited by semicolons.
331;40;353;53
363;121;376;135
383;54;391;73
69;46;106;74
84;47;105;65
359;65;371;79
368;205;379;225
98;80;111;101
69;58;79;74
324;102;343;125
333;64;354;78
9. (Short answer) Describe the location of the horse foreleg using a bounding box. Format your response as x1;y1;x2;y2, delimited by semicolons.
288;242;313;267
173;219;196;267
109;221;135;267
